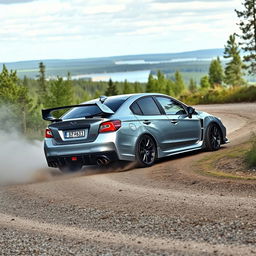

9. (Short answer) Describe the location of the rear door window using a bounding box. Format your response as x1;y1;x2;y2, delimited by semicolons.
130;102;143;115
135;97;161;115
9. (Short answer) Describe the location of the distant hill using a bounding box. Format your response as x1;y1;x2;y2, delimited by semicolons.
0;48;236;83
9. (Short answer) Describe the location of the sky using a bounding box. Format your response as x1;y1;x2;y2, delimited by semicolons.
0;0;243;62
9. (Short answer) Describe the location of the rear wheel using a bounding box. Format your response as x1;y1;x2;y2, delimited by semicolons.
204;123;222;151
135;135;157;167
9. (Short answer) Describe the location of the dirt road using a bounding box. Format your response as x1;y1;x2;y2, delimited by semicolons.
0;103;256;255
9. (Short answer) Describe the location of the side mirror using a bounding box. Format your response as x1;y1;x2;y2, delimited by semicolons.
187;106;195;118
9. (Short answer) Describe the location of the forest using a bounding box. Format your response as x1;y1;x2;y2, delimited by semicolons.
0;0;255;140
0;54;255;139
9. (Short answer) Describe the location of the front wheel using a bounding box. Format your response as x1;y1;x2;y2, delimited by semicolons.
135;135;157;167
204;123;222;151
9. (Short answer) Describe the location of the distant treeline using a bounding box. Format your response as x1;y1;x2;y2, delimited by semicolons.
5;49;224;82
0;32;256;138
0;56;255;139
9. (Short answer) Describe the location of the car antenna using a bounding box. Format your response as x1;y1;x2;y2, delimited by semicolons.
99;95;107;103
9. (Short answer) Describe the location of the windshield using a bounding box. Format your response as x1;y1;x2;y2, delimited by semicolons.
61;96;129;120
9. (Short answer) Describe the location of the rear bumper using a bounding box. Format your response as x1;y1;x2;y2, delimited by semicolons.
44;132;117;156
44;133;121;168
44;130;137;166
46;151;118;168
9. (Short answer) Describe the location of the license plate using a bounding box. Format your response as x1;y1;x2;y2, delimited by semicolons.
64;129;87;139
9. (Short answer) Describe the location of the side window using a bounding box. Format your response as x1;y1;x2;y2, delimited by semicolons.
136;97;161;115
155;96;186;115
130;102;142;115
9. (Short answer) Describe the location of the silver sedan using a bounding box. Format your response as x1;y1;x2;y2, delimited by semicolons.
42;93;228;172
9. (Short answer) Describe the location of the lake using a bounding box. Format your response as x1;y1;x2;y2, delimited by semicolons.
71;70;150;83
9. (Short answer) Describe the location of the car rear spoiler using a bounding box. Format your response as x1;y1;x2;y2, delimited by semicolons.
42;102;114;122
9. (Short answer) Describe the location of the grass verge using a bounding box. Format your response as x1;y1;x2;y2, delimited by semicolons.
194;142;256;180
245;133;256;168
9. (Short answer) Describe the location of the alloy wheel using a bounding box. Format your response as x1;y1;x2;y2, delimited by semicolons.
138;136;156;165
210;126;221;150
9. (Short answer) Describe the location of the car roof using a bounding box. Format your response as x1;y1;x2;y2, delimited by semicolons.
83;93;172;104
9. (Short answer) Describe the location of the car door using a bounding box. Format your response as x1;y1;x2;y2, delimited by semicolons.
131;96;174;151
154;96;201;150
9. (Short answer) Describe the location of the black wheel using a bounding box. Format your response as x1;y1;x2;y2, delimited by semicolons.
204;123;222;151
59;163;82;173
135;135;157;167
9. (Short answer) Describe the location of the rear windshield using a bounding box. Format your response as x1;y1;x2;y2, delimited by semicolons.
62;96;128;120
104;97;128;112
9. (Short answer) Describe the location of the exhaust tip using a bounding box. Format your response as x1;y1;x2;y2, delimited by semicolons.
96;156;111;167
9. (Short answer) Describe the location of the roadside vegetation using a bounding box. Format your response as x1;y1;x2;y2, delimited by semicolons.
195;142;256;180
245;134;256;169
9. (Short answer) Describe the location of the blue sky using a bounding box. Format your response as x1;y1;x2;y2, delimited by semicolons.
0;0;242;62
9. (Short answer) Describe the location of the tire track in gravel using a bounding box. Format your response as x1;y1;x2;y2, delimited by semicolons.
0;213;255;256
0;103;256;255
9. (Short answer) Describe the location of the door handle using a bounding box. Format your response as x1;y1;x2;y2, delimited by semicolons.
143;120;151;125
170;119;178;124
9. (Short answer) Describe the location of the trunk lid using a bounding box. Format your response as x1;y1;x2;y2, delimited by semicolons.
48;118;104;145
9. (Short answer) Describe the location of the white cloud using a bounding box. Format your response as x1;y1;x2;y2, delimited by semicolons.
0;0;35;4
82;4;125;15
150;0;240;11
0;0;244;62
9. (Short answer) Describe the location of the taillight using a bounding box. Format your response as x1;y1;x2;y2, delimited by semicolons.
45;128;53;138
99;120;121;133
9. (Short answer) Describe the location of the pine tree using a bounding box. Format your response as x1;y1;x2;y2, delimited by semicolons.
44;76;75;118
173;71;185;95
134;82;143;93
45;77;74;108
165;80;175;96
157;71;166;93
123;79;133;94
200;75;211;89
16;86;33;133
0;64;20;103
146;74;156;93
0;65;32;133
105;79;118;96
224;34;245;86
23;75;29;87
67;71;72;81
208;57;224;87
235;0;256;75
38;62;46;95
188;78;197;93
93;90;102;99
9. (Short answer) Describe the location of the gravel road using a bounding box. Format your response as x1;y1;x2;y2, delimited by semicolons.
0;103;256;255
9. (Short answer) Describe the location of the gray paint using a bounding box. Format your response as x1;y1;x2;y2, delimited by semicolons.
44;93;228;166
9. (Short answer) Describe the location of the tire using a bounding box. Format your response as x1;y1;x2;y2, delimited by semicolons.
59;163;82;173
135;134;157;167
204;123;222;151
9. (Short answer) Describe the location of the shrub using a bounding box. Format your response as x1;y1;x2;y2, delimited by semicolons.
245;133;256;168
180;85;256;105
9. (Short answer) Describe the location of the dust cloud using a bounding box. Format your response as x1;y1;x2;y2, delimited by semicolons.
0;131;49;186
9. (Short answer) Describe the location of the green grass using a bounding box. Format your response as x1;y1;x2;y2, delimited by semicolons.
194;143;256;180
245;134;256;168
